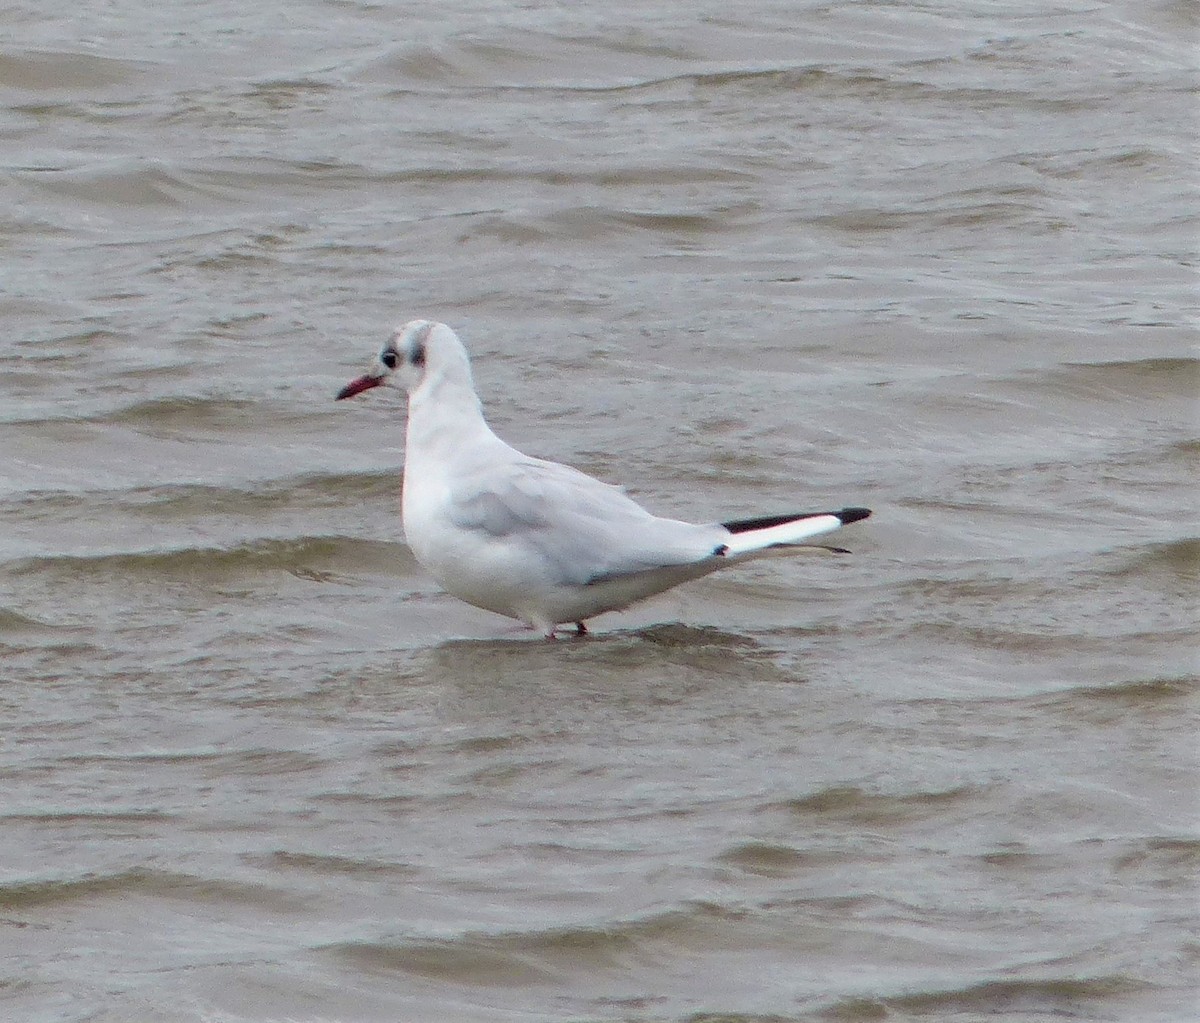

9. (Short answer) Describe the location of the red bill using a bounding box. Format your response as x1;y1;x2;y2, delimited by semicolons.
336;374;384;400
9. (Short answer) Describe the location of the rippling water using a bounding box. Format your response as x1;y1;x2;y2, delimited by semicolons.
2;1;1197;1020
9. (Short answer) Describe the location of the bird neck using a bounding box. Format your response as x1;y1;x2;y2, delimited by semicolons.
405;374;497;466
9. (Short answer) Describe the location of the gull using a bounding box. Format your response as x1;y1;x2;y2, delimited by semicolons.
336;320;871;638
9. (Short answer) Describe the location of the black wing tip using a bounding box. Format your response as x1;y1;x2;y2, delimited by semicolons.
722;512;811;534
722;507;872;534
837;507;872;525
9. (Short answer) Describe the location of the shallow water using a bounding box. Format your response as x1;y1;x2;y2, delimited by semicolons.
2;1;1197;1020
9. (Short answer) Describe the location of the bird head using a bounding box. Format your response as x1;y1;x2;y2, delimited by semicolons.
336;320;468;400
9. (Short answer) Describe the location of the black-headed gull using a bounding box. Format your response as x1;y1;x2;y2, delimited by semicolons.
337;320;871;638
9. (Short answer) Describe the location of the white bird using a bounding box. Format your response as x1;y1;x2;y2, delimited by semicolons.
336;320;870;638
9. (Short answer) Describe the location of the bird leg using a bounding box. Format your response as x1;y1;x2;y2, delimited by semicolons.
537;621;587;640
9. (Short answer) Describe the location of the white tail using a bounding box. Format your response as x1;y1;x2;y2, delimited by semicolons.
719;507;871;559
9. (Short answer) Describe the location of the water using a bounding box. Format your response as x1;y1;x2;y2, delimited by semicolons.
2;1;1197;1020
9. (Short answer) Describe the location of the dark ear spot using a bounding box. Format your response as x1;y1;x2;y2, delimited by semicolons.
410;322;433;368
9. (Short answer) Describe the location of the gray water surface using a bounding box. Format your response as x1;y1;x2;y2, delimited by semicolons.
2;1;1197;1020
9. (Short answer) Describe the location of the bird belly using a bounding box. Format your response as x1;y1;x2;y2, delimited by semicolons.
407;520;717;628
522;561;720;628
406;527;532;621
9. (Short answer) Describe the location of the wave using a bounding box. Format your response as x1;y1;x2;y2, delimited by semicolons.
400;161;752;188
1034;675;1196;716
1015;356;1200;401
1111;834;1200;873
95;394;267;430
2;809;174;826
15;156;249;210
352;36;1114;114
254;850;418;878
9;469;400;519
1102;536;1200;582
0;607;55;632
15;145;748;222
11;154;387;216
716;841;840;877
4;398;293;430
321;900;742;982
822;974;1152;1020
469;203;756;245
0;47;156;93
810;197;1046;234
773;784;977;825
5;535;414;582
0;868;305;912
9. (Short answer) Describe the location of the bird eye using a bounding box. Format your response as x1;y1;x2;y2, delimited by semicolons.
381;350;399;369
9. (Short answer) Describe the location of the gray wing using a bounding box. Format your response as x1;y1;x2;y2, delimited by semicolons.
447;455;725;586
